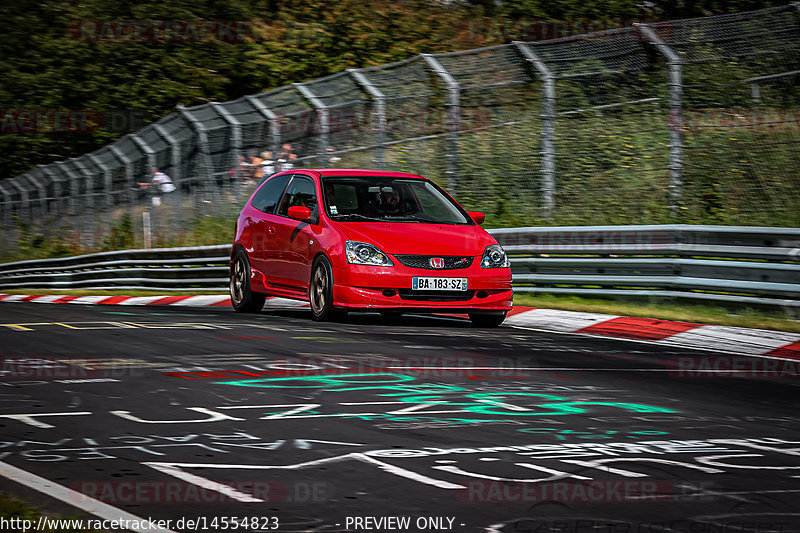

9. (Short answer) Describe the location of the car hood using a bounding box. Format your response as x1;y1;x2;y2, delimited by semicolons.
334;222;495;256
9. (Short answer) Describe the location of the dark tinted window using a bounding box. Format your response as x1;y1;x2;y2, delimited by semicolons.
277;177;317;216
251;174;291;213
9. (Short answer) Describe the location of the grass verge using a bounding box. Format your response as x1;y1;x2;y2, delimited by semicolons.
0;493;99;532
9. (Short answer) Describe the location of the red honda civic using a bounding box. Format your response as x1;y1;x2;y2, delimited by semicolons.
229;169;513;326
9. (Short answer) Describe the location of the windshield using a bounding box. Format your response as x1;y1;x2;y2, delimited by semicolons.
320;177;471;224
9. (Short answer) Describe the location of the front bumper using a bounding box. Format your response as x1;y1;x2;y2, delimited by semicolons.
331;262;513;311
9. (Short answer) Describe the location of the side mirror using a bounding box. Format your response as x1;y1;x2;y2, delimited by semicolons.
288;205;312;221
468;211;485;225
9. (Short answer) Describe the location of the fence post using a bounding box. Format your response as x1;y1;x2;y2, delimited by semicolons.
514;41;556;217
422;54;460;194
129;133;160;242
638;24;684;217
24;172;47;224
87;153;114;237
55;161;79;219
245;96;281;173
16;175;37;224
108;144;137;235
70;157;97;248
178;104;220;215
211;102;243;201
7;178;30;227
294;83;330;168
38;165;62;219
152;123;184;226
348;68;386;169
0;183;13;254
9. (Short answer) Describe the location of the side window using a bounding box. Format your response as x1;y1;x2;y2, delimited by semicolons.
277;177;317;217
251;174;291;214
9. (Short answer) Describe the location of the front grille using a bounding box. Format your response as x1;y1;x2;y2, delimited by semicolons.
398;289;475;302
395;255;474;270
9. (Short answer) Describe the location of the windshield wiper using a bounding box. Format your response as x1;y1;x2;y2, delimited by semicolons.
330;213;386;222
381;215;423;223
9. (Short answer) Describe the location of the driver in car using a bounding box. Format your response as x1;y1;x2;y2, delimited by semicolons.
382;188;402;215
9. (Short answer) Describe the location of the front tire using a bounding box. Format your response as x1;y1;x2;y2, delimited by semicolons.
469;311;507;328
310;255;335;321
230;250;266;313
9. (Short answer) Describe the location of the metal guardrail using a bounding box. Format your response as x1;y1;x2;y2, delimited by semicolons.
1;225;799;308
492;225;800;308
0;245;230;291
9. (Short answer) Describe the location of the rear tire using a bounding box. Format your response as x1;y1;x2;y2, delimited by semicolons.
230;250;266;313
469;311;507;328
310;255;335;321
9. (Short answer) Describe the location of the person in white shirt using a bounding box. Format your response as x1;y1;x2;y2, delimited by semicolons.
139;167;175;206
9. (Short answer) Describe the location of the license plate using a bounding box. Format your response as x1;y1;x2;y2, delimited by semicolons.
412;277;468;291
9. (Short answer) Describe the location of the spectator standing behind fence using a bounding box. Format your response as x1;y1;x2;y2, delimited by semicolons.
230;155;247;181
138;167;175;207
277;143;297;171
327;146;341;163
250;151;263;182
260;151;275;177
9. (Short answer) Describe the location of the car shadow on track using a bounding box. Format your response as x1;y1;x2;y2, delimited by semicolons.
255;308;479;328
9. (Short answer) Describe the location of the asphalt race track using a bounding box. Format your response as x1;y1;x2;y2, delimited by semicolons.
1;302;799;533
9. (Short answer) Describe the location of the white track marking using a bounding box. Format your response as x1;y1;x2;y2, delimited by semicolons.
505;309;621;331
657;326;800;354
0;461;178;533
168;295;229;306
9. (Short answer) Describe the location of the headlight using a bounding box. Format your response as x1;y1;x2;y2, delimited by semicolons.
481;244;510;268
345;241;394;266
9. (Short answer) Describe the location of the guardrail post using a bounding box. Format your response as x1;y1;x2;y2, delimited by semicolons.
348;68;387;169
637;24;684;218
211;103;243;201
294;83;330;168
152;124;184;226
422;54;460;194
108;144;137;237
514;41;556;218
244;96;281;173
70;157;98;247
178;104;220;215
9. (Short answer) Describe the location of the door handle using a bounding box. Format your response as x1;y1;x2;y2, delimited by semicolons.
267;226;276;235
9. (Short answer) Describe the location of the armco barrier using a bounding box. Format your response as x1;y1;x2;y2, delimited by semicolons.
0;244;230;291
492;225;800;309
1;225;799;308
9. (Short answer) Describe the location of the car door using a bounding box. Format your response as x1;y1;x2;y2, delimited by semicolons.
247;173;291;276
268;175;319;291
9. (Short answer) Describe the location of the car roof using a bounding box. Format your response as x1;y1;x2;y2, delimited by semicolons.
294;168;427;179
